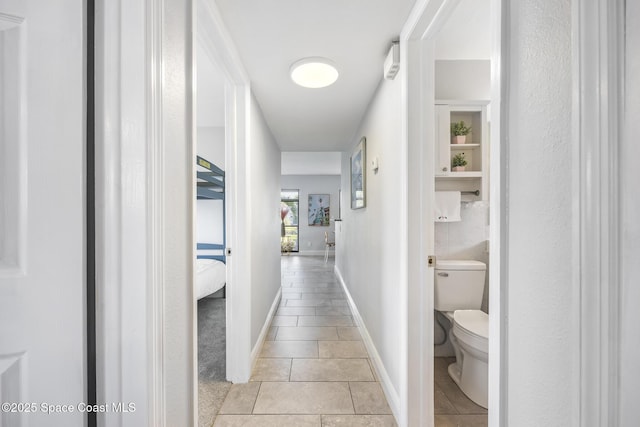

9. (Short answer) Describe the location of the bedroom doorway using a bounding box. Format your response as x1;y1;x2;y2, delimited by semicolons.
195;22;233;423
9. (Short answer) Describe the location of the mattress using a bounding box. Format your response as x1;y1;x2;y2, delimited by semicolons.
196;258;226;300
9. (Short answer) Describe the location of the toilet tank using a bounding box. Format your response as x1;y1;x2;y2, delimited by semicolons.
434;260;486;312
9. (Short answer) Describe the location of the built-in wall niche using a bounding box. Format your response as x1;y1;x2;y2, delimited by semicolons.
449;110;482;172
0;12;26;276
435;100;489;201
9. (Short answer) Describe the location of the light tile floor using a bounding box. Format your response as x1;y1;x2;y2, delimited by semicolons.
434;357;488;427
213;256;397;427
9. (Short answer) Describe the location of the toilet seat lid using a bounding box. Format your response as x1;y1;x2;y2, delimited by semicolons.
453;310;488;339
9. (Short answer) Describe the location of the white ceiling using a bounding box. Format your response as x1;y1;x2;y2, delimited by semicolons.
281;152;342;175
201;0;490;156
214;0;417;152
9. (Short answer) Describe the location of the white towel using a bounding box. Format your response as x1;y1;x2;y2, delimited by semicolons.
434;191;461;222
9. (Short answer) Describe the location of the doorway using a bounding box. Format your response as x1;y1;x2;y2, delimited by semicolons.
404;0;502;425
194;27;231;423
193;0;256;423
431;0;492;424
280;189;300;253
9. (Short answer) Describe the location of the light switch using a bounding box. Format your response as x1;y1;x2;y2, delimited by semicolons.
371;156;379;172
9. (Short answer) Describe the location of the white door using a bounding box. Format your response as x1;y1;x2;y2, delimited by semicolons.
0;0;86;425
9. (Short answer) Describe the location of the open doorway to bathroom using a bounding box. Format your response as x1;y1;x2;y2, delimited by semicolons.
431;1;493;425
405;0;502;425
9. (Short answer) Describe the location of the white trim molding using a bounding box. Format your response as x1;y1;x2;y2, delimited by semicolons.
95;0;156;425
96;0;195;425
490;0;507;425
197;0;253;384
573;0;625;425
620;1;640;423
147;0;166;424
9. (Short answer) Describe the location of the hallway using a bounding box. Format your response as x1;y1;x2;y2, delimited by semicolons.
212;256;397;426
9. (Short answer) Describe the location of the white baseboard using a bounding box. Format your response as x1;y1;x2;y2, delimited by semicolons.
334;266;401;422
250;287;282;371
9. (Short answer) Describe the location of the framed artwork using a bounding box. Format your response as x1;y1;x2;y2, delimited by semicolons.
351;137;366;209
308;194;330;226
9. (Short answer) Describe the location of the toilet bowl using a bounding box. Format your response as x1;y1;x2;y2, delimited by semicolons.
434;260;488;409
449;309;488;408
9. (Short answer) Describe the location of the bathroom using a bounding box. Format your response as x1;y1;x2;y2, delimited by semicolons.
432;98;491;422
431;0;492;422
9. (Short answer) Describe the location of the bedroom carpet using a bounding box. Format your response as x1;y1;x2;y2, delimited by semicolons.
198;297;227;381
198;296;231;427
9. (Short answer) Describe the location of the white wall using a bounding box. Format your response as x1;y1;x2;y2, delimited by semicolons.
248;93;282;347
280;175;341;254
336;76;404;404
196;126;224;248
281;152;341;175
435;60;490;100
197;126;225;168
434;0;491;60
506;1;575;425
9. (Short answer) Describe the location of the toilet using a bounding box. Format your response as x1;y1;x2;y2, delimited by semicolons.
434;260;488;409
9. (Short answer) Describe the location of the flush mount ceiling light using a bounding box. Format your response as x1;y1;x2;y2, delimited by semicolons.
290;57;339;88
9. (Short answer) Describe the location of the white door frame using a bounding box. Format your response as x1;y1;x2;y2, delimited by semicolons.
573;0;627;425
95;0;161;425
96;0;198;424
620;1;640;423
196;0;253;384
97;0;254;423
402;0;503;425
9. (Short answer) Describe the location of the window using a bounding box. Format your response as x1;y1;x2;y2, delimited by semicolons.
281;190;299;252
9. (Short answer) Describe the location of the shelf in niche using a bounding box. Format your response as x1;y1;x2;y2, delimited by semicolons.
450;143;480;149
436;172;483;179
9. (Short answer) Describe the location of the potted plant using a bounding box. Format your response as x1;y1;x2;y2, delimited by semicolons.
451;121;472;144
452;152;468;172
281;238;295;254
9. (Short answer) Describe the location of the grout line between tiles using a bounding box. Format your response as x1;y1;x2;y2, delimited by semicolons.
347;381;357;415
251;381;262;415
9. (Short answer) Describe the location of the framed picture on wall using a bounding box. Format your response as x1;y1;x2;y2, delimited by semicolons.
351;137;366;209
308;194;330;226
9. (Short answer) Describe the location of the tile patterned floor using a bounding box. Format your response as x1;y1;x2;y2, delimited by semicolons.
209;256;486;426
213;256;397;427
434;357;487;427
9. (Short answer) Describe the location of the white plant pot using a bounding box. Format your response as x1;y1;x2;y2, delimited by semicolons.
452;135;467;144
452;166;466;172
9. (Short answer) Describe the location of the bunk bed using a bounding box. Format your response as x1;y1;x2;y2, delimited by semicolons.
196;155;226;300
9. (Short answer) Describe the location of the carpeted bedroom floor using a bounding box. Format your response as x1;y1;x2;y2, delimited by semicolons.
198;296;231;427
198;297;227;381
